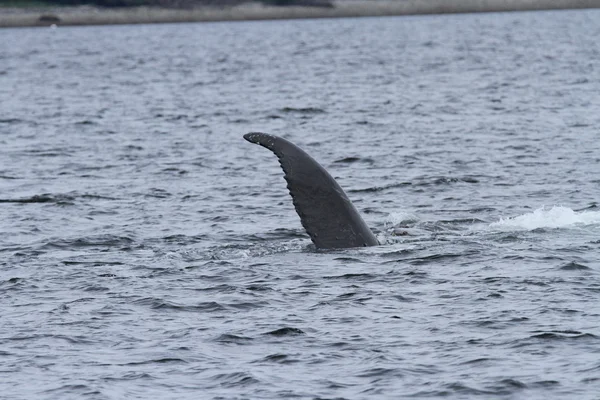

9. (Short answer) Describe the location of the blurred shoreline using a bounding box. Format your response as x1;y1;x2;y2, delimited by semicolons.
1;0;600;28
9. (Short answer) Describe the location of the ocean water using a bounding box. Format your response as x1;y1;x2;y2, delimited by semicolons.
1;8;600;399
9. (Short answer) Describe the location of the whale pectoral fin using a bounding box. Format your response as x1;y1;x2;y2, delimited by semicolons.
244;132;378;249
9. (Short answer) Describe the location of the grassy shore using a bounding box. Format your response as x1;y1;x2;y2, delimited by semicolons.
1;0;600;28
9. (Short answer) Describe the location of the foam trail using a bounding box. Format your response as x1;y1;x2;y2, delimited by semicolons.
490;206;600;231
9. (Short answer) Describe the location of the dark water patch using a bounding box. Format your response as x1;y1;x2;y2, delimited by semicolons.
333;156;374;164
406;389;453;397
133;298;226;312
334;257;366;263
530;380;560;388
255;353;299;364
209;215;229;222
201;260;234;270
43;384;98;396
445;382;496;395
333;292;372;303
210;372;259;388
7;334;93;345
493;233;526;243
226;301;268;310
530;331;597;341
582;377;600;383
74;120;96;125
1;277;23;285
250;228;309;241
459;357;494;365
410;175;481;187
279;106;326;114
436;218;486;226
392;294;415;302
194;284;238;293
162;234;207;245
349;182;411;193
578;364;600;373
409;252;464;266
541;255;564;261
559;261;591;271
487;378;527;391
0;277;31;291
62;260;124;267
517;279;554;287
577;203;597;211
245;283;273;292
469;207;497;213
0;118;24;124
124;358;187;366
22;148;73;158
107;372;155;381
0;175;19;180
161;167;188;175
144;188;171;198
80;193;120;201
0;194;75;204
264;327;305;336
510;331;598;347
357;367;401;378
42;235;135;250
214;334;254;344
324;273;377;281
165;114;190;122
335;156;360;163
80;284;110;292
124;144;144;151
404;270;429;278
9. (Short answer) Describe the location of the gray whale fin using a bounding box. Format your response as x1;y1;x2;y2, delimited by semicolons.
244;132;379;249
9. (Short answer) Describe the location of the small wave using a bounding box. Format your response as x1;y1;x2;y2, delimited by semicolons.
214;334;253;344
43;384;98;396
263;327;305;336
279;106;326;114
0;194;74;204
42;234;135;249
529;331;597;341
0;118;24;124
510;331;598;348
357;367;401;378
559;262;591;271
349;182;410;193
254;353;299;364
490;206;600;230
324;273;376;281
209;372;259;388
124;358;187;366
333;156;374;164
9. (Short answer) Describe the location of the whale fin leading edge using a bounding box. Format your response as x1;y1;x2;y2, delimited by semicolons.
244;132;379;249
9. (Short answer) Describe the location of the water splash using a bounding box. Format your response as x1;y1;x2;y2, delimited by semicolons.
385;211;420;227
490;206;600;230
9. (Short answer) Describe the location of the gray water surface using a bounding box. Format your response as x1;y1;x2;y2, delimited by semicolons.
1;9;600;399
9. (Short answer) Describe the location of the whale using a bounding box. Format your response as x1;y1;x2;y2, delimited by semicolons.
244;132;379;249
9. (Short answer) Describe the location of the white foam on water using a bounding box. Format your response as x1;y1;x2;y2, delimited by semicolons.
385;211;420;227
490;206;600;231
